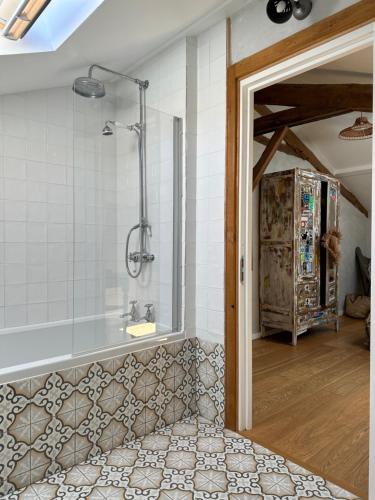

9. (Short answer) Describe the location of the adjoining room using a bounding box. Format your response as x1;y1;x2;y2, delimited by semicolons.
246;47;372;499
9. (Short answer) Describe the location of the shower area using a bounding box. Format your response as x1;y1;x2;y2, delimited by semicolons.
0;65;183;376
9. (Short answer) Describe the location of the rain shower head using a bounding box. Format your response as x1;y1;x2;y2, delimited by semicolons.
73;76;106;99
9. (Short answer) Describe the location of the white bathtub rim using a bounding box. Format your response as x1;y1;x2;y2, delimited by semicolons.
0;330;186;386
0;310;123;337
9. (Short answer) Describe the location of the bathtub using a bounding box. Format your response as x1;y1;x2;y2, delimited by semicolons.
0;314;183;384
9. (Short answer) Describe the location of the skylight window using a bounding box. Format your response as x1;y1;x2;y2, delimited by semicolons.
0;0;105;55
0;0;51;41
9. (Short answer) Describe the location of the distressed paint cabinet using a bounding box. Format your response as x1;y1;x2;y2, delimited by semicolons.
259;168;339;345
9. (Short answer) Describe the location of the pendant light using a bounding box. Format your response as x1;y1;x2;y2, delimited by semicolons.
267;0;313;24
338;114;373;141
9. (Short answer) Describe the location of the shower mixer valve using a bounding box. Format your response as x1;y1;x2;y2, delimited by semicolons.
129;251;155;263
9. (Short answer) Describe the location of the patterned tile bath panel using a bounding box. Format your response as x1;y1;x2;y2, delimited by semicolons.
195;338;224;426
3;416;359;500
0;340;196;497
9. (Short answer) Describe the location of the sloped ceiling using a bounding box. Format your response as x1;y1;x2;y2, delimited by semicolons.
0;0;247;95
285;47;373;214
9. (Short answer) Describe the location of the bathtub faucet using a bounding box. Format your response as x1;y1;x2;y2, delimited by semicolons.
142;304;154;323
120;300;138;321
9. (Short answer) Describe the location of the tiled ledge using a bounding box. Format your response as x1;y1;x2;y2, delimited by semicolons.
0;336;226;497
0;340;196;497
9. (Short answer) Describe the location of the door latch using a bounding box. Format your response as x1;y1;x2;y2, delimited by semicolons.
240;256;245;283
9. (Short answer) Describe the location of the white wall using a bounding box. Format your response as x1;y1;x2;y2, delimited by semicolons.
0;86;120;329
0;88;75;328
231;0;361;63
195;20;227;345
339;196;371;313
72;89;118;321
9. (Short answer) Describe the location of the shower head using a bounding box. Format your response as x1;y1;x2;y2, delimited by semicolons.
102;120;137;136
102;122;114;136
73;76;106;99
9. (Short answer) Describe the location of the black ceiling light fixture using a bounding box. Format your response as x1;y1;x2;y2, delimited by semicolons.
267;0;313;24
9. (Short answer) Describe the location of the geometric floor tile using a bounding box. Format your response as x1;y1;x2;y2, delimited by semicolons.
3;416;360;500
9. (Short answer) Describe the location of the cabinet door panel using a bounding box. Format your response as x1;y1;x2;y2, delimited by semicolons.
325;181;339;305
297;179;320;281
260;245;293;311
260;175;294;242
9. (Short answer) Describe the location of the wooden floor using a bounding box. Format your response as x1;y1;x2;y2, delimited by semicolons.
242;316;370;499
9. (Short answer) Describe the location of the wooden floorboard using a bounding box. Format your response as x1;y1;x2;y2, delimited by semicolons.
242;316;370;499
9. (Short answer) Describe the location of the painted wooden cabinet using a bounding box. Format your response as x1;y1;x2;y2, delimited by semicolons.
259;168;339;345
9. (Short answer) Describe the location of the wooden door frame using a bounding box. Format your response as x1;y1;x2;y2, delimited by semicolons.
224;0;375;435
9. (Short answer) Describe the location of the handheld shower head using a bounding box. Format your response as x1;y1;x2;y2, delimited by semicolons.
73;76;106;99
102;122;114;136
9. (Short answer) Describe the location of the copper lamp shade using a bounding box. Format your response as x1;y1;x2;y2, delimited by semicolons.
339;115;373;141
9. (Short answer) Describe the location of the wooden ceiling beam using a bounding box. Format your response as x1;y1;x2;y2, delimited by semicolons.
254;105;351;136
253;127;289;190
255;135;303;160
255;105;368;218
255;83;372;112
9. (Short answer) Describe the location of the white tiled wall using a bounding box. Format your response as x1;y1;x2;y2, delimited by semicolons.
0;86;118;330
195;21;226;344
72;89;118;321
0;88;74;328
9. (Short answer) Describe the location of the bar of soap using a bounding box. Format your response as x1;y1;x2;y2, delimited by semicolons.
126;322;156;337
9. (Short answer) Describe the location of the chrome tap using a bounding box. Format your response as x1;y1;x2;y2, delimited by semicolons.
120;300;138;321
143;304;154;322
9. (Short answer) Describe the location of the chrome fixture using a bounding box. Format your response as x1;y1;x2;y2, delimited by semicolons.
120;300;138;321
266;0;312;24
73;64;152;279
143;304;154;323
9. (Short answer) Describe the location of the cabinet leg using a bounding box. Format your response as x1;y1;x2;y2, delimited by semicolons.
260;323;266;338
291;331;297;346
335;317;340;333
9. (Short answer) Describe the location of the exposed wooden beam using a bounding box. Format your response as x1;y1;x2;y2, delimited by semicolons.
255;105;368;218
253;127;289;189
255;135;303;159
286;130;369;217
254;106;351;136
255;83;372;112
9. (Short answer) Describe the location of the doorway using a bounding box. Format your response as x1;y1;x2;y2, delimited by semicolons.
243;46;372;498
224;7;375;499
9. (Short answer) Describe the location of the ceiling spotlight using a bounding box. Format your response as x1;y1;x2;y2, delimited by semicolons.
267;0;313;24
292;0;313;20
266;0;293;24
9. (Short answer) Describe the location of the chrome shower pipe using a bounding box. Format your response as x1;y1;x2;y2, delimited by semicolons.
87;64;149;89
89;64;149;227
88;64;150;279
